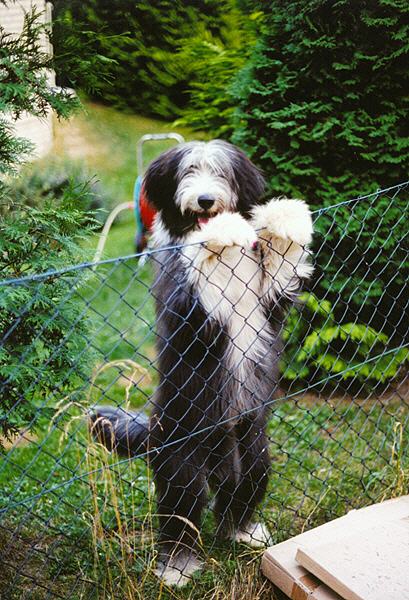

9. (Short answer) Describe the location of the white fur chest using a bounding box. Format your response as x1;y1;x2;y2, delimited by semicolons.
186;246;271;384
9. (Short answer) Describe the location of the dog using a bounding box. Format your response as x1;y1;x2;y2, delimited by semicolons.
91;140;313;586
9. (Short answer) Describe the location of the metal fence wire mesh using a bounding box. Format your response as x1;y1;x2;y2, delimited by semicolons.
0;182;408;598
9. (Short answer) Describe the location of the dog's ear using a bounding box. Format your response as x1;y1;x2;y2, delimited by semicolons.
230;146;266;216
143;146;183;210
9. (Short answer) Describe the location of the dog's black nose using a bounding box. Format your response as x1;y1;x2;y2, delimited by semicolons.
198;195;215;210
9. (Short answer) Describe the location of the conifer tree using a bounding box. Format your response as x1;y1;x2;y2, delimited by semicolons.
233;0;408;202
232;0;409;344
0;3;111;440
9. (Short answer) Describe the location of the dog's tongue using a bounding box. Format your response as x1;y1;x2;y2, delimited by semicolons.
198;217;209;227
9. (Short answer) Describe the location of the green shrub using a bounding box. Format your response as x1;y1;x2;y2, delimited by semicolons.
0;4;109;441
312;190;408;345
174;9;260;137
0;8;80;180
282;293;408;392
0;3;113;177
0;196;96;441
7;161;110;224
233;0;408;200
54;0;229;119
232;0;409;342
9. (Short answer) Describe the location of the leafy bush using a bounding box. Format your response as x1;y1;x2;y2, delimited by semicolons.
312;191;408;346
232;0;409;342
282;293;408;392
233;0;408;200
0;197;96;440
0;8;80;178
54;0;230;119
0;4;108;441
7;161;110;224
174;9;260;137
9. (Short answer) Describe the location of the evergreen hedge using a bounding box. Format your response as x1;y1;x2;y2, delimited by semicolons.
175;8;260;137
54;0;229;119
232;0;409;345
0;5;107;441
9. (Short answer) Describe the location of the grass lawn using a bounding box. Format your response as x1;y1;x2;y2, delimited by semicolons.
54;100;198;208
1;102;408;600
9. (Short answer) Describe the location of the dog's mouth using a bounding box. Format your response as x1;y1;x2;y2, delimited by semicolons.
196;213;218;229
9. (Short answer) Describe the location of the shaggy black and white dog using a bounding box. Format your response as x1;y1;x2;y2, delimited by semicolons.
91;140;313;586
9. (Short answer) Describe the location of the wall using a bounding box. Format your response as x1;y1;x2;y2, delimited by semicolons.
0;1;55;159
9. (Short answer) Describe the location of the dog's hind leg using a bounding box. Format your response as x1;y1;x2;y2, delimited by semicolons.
152;439;207;586
234;417;272;547
213;418;272;548
208;428;242;540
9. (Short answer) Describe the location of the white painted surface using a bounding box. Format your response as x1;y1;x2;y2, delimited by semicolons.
262;496;409;600
296;517;409;600
0;1;55;159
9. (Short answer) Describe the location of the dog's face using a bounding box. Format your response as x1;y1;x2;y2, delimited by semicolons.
143;140;265;239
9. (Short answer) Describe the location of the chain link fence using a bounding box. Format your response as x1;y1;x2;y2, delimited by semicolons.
0;182;408;598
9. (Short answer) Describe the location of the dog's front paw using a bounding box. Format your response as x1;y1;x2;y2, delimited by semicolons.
193;212;258;252
252;198;313;247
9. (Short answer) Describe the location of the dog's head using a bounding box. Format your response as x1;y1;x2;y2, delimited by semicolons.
143;140;265;239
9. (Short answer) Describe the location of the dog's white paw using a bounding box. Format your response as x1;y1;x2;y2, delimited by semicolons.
252;199;313;247
154;552;203;587
193;212;258;252
234;522;272;548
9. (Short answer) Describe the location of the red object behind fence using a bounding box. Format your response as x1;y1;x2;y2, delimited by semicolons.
139;184;157;230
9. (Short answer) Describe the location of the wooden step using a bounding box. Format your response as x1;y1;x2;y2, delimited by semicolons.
262;496;409;600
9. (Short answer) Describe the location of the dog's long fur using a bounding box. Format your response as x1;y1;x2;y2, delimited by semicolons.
91;140;313;586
